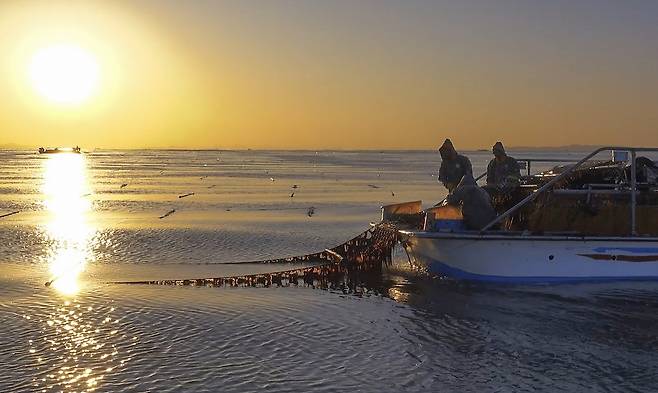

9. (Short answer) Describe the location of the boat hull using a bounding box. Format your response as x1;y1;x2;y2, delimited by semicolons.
403;232;658;283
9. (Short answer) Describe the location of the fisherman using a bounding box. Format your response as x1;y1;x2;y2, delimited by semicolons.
486;141;521;189
446;173;497;230
438;139;472;192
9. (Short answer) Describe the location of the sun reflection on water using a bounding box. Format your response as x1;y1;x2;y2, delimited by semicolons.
41;153;95;295
32;155;134;392
28;300;130;392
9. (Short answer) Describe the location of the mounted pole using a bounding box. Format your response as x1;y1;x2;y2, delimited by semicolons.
630;150;637;236
479;146;658;234
480;147;610;232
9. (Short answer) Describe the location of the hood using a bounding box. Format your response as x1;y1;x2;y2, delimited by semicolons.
492;141;506;155
439;139;457;158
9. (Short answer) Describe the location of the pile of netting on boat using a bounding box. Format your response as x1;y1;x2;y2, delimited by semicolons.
489;159;658;235
110;223;401;293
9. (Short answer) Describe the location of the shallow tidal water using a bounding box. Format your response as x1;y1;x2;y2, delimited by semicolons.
1;149;657;392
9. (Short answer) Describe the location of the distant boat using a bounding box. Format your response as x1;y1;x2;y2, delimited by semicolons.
38;146;81;154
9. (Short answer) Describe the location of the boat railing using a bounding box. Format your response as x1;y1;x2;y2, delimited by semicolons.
514;158;580;176
438;157;585;207
480;146;658;236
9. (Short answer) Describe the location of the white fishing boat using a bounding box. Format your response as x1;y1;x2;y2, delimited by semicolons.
38;146;81;154
387;147;658;283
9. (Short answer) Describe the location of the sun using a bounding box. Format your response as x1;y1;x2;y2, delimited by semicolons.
29;44;100;105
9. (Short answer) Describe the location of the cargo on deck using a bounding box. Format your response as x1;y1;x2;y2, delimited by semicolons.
387;146;658;283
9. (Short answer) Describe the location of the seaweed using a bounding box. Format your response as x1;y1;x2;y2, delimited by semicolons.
487;160;658;234
110;223;401;294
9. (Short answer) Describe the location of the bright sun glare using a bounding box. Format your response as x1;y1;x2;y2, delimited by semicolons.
29;44;100;105
42;154;94;296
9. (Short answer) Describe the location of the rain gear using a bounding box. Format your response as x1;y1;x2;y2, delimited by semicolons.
486;142;521;187
438;139;472;192
446;173;497;230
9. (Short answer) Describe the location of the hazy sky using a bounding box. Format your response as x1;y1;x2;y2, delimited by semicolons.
1;0;658;149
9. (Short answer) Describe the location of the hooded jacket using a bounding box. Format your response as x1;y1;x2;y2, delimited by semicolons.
446;174;497;230
438;139;472;191
486;142;521;186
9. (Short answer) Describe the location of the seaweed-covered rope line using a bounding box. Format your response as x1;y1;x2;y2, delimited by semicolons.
109;222;400;289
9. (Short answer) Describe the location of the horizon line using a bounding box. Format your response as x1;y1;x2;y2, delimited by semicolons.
0;144;604;152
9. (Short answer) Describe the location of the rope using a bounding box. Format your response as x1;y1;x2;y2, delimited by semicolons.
109;223;400;290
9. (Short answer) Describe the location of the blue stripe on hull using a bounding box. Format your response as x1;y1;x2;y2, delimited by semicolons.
592;247;658;253
426;259;658;284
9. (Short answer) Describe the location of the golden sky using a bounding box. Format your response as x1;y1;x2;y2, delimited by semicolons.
1;0;658;150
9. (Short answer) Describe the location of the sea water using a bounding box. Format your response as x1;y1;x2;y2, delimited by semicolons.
1;149;657;392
